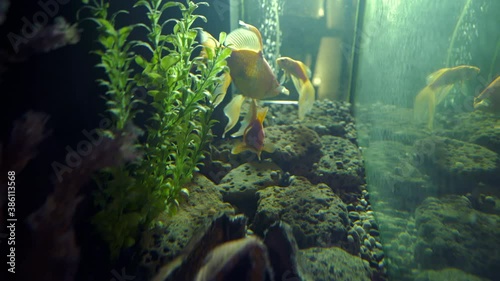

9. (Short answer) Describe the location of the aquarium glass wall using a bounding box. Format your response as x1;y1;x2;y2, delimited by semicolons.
355;0;500;280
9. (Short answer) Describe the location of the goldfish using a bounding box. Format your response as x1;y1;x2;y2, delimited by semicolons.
231;99;275;160
474;76;500;112
277;57;316;120
200;21;288;137
414;65;480;130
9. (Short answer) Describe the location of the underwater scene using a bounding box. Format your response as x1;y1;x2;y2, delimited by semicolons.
0;0;499;280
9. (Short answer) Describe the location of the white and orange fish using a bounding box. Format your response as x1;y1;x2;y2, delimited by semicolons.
200;21;289;137
474;76;500;113
414;65;479;130
277;57;315;120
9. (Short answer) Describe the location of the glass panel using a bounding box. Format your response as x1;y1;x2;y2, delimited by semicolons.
242;0;361;102
355;0;500;280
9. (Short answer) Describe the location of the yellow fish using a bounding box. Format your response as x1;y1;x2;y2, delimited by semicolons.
474;76;500;112
414;65;479;130
277;57;315;120
200;21;288;137
231;99;275;160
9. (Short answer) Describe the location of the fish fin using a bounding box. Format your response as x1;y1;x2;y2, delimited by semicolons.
198;30;219;58
299;61;312;79
434;84;454;105
257;106;269;123
476;76;500;103
414;86;436;130
213;72;232;107
427;91;436;130
223;94;246;138
275;85;290;96
256;151;262;161
231;100;254;138
225;27;261;52
238;20;263;50
231;142;249;155
426;68;448;85
263;142;276;153
297;79;316;120
290;75;315;120
279;72;289;85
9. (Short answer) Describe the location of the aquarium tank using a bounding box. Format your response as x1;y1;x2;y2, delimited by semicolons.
0;0;499;280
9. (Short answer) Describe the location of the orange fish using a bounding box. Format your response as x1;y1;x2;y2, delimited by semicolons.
200;21;288;137
414;65;479;130
277;57;315;120
474;76;500;112
231;99;275;160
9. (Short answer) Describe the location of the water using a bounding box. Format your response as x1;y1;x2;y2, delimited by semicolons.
1;0;499;280
257;0;284;74
356;1;500;280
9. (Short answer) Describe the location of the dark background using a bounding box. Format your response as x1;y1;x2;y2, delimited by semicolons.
0;0;230;280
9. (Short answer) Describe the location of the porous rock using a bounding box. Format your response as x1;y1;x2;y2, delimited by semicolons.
252;177;349;249
265;124;323;176
139;174;235;278
414;195;500;280
309;135;365;191
218;161;283;217
414;136;500;193
299;246;372;281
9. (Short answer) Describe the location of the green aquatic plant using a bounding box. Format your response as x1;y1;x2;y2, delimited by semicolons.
445;0;472;67
82;0;141;130
82;0;231;257
488;38;500;81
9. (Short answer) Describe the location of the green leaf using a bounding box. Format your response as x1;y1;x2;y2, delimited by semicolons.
133;0;152;10
97;18;117;35
132;40;154;53
134;55;147;68
161;54;180;71
146;72;163;80
218;32;227;45
161;1;183;12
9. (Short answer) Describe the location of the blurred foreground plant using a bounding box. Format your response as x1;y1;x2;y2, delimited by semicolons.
81;0;230;257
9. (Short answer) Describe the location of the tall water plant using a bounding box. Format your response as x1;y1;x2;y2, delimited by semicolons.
81;0;231;257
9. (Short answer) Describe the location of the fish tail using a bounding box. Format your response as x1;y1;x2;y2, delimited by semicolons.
198;30;219;58
223;94;246;138
414;86;436;130
231;142;248;155
296;79;315;120
213;72;232;107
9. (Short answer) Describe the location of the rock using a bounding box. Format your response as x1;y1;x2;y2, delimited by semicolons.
268;100;357;142
414;136;500;193
439;111;500;156
252;177;349;249
139;174;235;277
415;268;490;281
298;247;373;281
265;125;323;176
218;161;283;217
363;141;433;211
309;135;365;191
414;195;500;280
356;104;427;146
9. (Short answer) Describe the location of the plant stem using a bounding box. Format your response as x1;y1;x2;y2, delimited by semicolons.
488;39;500;81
